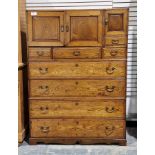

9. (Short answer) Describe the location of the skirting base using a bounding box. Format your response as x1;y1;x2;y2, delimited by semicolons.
29;138;126;146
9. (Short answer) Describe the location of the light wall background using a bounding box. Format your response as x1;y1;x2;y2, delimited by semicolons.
25;0;137;120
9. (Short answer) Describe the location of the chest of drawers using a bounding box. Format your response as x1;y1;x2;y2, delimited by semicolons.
27;9;128;145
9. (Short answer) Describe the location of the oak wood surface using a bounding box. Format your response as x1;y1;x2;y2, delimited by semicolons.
30;119;125;138
65;10;102;46
29;99;125;118
105;36;127;47
29;61;126;78
27;11;64;46
18;70;25;142
29;47;52;60
27;9;128;145
105;9;128;36
29;138;126;145
53;47;101;59
29;79;125;97
102;47;127;59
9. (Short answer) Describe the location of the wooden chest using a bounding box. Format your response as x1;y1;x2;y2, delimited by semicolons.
27;9;128;145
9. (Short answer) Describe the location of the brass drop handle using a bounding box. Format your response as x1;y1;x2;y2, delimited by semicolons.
106;67;115;74
40;106;49;114
37;51;44;56
110;50;118;56
66;25;69;32
39;67;48;74
112;39;119;45
105;126;115;136
40;126;49;133
105;106;115;113
39;85;49;93
73;51;80;56
60;25;64;32
105;86;115;92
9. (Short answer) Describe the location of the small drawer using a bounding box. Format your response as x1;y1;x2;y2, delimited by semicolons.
105;37;127;47
29;79;125;98
30;119;125;138
53;47;101;59
29;47;52;60
102;47;126;59
30;99;125;118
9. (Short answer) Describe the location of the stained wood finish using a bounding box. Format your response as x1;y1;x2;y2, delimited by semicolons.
29;79;125;97
29;47;52;60
29;138;126;145
18;70;25;142
105;9;128;36
53;47;101;59
105;37;127;47
102;47;126;59
65;10;102;46
30;119;125;138
27;9;128;145
27;11;64;46
30;99;125;118
29;61;126;78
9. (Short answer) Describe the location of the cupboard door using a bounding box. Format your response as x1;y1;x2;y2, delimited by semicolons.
65;10;102;46
27;11;64;46
105;9;128;36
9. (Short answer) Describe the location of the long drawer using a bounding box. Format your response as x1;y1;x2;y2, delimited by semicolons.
30;99;125;118
30;119;125;138
29;79;125;97
29;61;126;78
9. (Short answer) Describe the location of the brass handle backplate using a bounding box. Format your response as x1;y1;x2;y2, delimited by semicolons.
40;106;49;114
38;85;49;94
73;51;80;56
39;67;48;74
110;50;118;56
105;86;115;92
112;39;119;45
105;107;115;113
106;67;115;74
40;126;50;133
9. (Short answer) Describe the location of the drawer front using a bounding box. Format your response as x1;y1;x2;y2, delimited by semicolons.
30;119;125;138
29;80;125;97
105;37;127;46
102;48;126;59
30;100;125;118
53;47;101;59
29;48;52;60
29;61;126;78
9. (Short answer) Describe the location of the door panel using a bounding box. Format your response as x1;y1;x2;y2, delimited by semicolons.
105;9;128;36
28;11;64;46
65;10;102;46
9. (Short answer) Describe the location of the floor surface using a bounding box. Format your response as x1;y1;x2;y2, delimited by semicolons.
18;128;137;155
